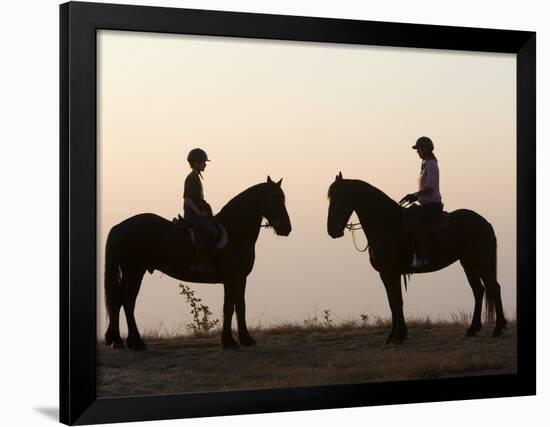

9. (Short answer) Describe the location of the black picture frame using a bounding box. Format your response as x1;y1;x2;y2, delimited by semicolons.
60;1;536;425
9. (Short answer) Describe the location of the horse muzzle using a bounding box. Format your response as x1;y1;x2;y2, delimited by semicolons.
329;228;345;238
275;223;292;236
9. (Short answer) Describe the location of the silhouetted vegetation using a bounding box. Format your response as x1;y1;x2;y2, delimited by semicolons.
178;283;219;336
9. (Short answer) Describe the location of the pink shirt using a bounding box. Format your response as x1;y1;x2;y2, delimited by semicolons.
418;159;442;205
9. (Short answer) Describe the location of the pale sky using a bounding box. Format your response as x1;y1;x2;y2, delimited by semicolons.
97;30;516;336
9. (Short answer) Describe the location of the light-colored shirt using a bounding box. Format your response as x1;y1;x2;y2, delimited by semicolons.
418;159;442;205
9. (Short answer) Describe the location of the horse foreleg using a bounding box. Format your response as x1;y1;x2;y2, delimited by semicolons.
380;272;407;345
222;282;239;349
232;278;256;347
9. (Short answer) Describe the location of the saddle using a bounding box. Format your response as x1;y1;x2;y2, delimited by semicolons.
172;215;228;251
404;206;450;266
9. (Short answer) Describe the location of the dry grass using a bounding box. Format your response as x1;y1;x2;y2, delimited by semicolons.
97;319;516;397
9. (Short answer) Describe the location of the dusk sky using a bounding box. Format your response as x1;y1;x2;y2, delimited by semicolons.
97;30;516;336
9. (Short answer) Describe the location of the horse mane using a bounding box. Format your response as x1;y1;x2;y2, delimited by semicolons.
217;182;285;218
354;180;400;209
328;178;400;210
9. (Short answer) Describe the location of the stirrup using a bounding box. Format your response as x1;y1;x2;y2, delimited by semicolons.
190;262;214;273
411;253;429;268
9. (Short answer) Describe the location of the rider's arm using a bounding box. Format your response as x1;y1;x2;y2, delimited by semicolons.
184;197;207;216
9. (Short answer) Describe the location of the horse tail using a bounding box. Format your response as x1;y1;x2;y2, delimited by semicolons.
484;226;498;324
104;227;122;323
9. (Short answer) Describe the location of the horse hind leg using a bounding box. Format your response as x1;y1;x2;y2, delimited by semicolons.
122;269;147;351
105;284;125;348
460;260;484;337
105;266;124;349
477;257;507;337
484;280;507;337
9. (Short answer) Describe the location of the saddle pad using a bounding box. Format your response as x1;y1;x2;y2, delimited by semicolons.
213;223;228;250
173;216;228;250
426;212;450;234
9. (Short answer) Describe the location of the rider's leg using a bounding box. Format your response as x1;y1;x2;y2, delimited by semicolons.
189;216;218;272
411;202;443;266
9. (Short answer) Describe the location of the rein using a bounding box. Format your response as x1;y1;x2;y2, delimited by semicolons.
345;222;369;252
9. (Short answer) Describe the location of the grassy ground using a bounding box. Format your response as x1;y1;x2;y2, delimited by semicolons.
97;320;516;397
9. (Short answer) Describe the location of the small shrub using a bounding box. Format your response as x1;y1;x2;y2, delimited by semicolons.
373;315;389;328
449;310;471;326
178;283;219;337
424;316;433;329
322;309;333;328
360;313;369;327
303;316;319;328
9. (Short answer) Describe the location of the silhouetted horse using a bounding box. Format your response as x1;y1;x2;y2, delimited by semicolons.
327;172;506;344
104;176;291;350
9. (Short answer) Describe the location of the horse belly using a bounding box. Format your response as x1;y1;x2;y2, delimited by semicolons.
148;256;221;282
403;255;459;274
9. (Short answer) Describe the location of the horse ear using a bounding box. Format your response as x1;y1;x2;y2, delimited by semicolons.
337;171;343;180
267;175;273;183
276;178;282;187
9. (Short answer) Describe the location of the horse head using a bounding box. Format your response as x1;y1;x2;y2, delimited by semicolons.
327;172;354;238
262;176;292;236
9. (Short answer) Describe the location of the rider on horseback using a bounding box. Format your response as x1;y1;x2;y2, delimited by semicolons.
399;136;444;268
183;148;218;272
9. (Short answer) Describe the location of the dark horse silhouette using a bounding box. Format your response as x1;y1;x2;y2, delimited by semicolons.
327;172;506;344
104;176;291;350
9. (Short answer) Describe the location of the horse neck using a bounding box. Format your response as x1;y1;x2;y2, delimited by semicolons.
351;181;402;243
216;187;264;242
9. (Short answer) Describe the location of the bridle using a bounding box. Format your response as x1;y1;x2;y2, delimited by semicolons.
331;195;368;252
345;221;369;252
261;219;279;229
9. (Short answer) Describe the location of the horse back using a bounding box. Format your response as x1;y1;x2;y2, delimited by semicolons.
110;213;193;270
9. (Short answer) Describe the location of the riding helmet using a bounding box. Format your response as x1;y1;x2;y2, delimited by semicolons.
412;136;434;151
187;148;210;162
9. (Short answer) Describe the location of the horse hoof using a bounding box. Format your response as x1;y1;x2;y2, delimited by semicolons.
222;338;240;349
492;328;503;337
111;340;126;349
385;335;404;345
239;336;256;347
127;340;147;351
465;330;476;337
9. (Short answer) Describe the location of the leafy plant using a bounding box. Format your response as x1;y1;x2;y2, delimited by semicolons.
360;313;369;327
178;283;219;336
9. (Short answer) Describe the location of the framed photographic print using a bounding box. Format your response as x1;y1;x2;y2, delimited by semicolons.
60;1;536;425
